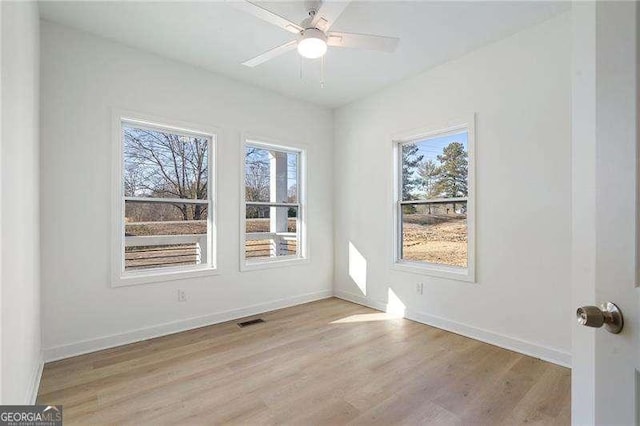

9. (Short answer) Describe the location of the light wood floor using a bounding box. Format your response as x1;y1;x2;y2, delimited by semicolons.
37;298;570;425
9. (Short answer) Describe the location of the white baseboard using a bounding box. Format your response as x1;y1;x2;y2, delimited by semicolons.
334;290;387;311
42;288;571;368
43;290;332;362
26;356;44;404
334;290;571;368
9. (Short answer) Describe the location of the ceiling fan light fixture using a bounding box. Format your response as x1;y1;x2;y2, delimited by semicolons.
297;28;328;59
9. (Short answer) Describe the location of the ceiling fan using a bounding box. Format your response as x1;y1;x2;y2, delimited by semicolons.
228;0;400;67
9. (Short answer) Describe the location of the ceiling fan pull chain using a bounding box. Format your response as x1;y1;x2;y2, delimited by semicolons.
320;55;325;88
299;55;303;80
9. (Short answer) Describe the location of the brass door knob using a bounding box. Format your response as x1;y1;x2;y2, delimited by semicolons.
576;302;623;334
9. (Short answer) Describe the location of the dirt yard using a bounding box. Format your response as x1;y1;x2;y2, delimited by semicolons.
245;218;297;233
402;214;467;267
125;218;296;237
125;221;206;236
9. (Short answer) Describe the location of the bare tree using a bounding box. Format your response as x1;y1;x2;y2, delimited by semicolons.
124;127;208;220
245;147;269;202
124;162;144;198
245;147;270;218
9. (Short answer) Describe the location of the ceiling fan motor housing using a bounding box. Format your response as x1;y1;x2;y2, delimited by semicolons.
298;28;328;59
301;28;327;40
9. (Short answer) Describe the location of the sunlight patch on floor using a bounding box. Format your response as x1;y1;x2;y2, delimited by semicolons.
331;312;402;324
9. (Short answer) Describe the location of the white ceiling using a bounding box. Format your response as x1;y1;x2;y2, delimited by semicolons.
39;1;571;108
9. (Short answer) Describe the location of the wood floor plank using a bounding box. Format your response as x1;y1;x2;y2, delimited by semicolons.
37;298;570;425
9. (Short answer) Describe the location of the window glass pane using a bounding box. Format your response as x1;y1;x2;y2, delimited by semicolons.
125;201;207;234
123;124;209;200
124;201;207;271
245;147;270;202
245;146;298;203
287;152;298;203
401;131;468;201
401;202;467;267
245;206;298;260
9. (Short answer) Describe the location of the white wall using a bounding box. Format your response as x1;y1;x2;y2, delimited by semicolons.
41;12;574;367
333;13;572;366
1;1;41;403
40;21;333;360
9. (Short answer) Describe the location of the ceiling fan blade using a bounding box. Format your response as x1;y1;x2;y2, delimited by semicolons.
242;40;298;67
327;32;399;52
310;1;351;32
228;0;303;34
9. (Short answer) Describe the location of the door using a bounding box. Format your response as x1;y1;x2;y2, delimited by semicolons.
572;1;639;425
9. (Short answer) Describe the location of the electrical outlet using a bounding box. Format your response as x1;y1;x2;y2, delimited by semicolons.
416;283;424;295
178;289;187;302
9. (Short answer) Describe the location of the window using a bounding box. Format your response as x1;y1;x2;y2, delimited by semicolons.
242;140;305;270
394;121;475;281
112;116;216;286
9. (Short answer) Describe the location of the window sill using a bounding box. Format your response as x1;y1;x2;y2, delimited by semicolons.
241;257;309;272
111;266;219;287
392;261;475;283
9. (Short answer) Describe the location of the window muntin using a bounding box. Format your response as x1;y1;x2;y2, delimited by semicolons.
397;129;470;270
121;121;214;275
243;142;303;266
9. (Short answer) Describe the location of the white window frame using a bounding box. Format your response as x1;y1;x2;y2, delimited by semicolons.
240;136;308;272
111;111;219;287
392;116;476;282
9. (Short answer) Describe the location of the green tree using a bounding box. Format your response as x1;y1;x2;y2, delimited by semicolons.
402;143;424;214
402;143;424;200
418;159;440;213
433;141;468;213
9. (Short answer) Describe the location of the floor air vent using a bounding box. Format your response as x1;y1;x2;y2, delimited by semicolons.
237;318;265;328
